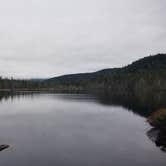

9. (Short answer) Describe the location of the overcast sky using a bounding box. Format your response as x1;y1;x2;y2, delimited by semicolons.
0;0;166;78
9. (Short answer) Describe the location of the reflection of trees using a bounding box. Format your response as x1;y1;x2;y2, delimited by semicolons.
94;91;166;117
0;91;36;103
1;91;166;153
0;92;12;102
95;91;166;152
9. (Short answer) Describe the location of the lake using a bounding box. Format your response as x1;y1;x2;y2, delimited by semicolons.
0;93;165;166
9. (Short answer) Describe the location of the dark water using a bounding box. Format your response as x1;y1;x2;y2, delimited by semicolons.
0;93;165;166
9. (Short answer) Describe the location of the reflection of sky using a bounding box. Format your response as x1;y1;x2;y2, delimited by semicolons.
0;93;165;166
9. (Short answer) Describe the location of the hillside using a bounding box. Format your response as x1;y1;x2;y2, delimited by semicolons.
125;53;166;71
0;53;166;93
43;53;166;93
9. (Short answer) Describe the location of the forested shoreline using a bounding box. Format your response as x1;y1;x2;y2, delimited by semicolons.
0;53;166;95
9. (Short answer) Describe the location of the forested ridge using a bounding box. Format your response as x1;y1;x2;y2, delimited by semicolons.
43;53;166;94
0;53;166;94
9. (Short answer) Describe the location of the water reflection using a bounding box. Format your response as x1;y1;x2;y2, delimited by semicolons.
94;91;166;117
0;91;37;103
94;91;166;152
0;91;166;153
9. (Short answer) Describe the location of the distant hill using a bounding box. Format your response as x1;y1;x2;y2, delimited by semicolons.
1;53;166;93
44;53;166;93
125;54;166;71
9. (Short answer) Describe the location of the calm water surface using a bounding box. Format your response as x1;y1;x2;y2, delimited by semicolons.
0;93;165;166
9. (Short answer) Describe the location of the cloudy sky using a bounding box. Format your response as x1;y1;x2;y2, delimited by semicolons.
0;0;166;78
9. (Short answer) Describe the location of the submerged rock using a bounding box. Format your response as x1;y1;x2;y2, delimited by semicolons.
147;128;166;152
0;144;10;152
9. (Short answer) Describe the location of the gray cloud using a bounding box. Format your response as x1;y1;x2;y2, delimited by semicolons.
0;0;166;78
